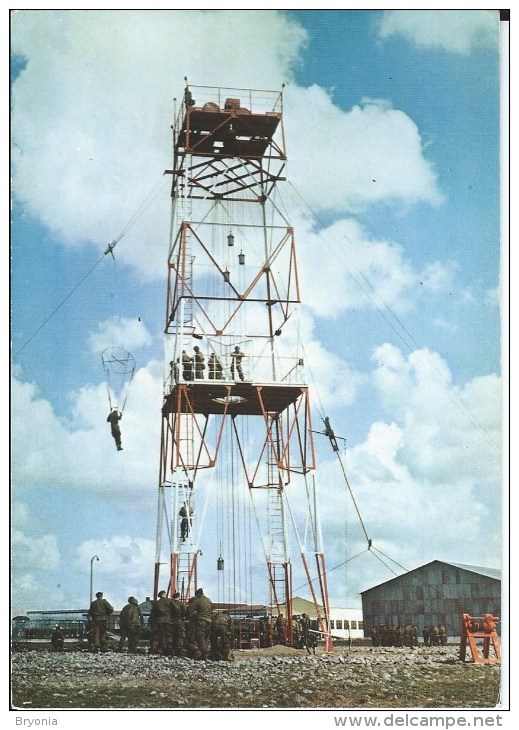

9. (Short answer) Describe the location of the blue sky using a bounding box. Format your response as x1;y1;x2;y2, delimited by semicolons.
10;9;505;620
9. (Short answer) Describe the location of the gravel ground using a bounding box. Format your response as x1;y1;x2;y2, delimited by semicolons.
11;644;502;710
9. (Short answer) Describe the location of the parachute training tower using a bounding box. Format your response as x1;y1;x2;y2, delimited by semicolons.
154;83;331;648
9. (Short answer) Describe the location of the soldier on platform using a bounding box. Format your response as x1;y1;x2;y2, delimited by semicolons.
208;352;224;380
193;346;205;379
230;346;246;381
182;350;194;380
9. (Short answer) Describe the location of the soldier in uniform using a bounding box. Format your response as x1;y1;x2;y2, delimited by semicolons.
179;502;193;541
208;352;224;380
118;596;142;653
293;615;303;648
275;613;287;645
88;591;114;652
171;591;186;657
193;346;205;379
154;590;174;655
300;613;312;654
210;610;233;661
230;346;246;381
438;624;447;646
181;350;194;380
184;596;199;658
51;625;65;651
192;587;213;660
106;408;123;450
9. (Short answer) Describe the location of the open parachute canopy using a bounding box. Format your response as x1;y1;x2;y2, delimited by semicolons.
101;347;136;413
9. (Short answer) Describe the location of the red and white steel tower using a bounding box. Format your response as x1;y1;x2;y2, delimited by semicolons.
154;82;331;647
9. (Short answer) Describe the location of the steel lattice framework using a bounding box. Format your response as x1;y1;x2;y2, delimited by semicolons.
154;84;331;647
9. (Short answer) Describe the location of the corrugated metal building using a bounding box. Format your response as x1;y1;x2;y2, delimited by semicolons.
360;560;501;639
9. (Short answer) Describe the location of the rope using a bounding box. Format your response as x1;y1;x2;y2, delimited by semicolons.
285;181;500;456
13;254;105;359
13;174;166;361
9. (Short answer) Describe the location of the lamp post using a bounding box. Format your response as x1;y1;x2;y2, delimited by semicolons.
90;555;99;604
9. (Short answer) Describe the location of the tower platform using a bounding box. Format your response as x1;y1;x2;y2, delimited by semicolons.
162;380;307;417
177;99;282;159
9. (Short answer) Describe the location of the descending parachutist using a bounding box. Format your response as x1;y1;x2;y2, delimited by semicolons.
107;407;123;451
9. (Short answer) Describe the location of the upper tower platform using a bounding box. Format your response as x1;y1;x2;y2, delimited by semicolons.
168;84;287;203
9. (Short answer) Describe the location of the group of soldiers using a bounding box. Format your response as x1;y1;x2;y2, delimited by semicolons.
422;624;448;646
370;623;448;647
85;588;233;661
60;590;321;659
148;587;232;661
170;345;246;384
257;613;318;654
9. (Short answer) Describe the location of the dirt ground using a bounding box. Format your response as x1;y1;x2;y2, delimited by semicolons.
11;642;503;710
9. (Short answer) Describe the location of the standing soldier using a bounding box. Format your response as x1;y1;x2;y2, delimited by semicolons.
438;624;447;646
370;625;380;647
275;613;287;645
210;610;233;661
192;587;213;660
300;613;312;654
88;591;114;652
208;352;224;380
181;350;194;380
171;591;186;657
193;346;206;379
51;625;65;651
292;615;301;648
184;596;198;658
118;596;142;653
155;590;173;655
230;345;246;381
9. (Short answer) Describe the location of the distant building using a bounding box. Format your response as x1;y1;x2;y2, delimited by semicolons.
275;596;364;640
360;560;501;639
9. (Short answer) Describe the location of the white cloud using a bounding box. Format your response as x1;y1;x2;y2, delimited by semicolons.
87;316;152;354
11;360;163;495
10;10;306;281
294;215;456;319
310;342;502;602
11;10;444;287
75;535;156;607
285;87;443;214
377;10;499;55
12;529;60;572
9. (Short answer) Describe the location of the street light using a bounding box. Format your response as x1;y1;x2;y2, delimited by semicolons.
90;555;99;604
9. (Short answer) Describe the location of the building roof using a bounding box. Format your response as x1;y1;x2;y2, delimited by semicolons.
441;562;501;581
360;559;501;595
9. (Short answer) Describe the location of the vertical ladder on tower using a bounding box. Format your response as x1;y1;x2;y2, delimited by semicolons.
172;480;197;599
266;445;289;609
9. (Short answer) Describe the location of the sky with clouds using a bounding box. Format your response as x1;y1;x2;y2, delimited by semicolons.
10;9;506;619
